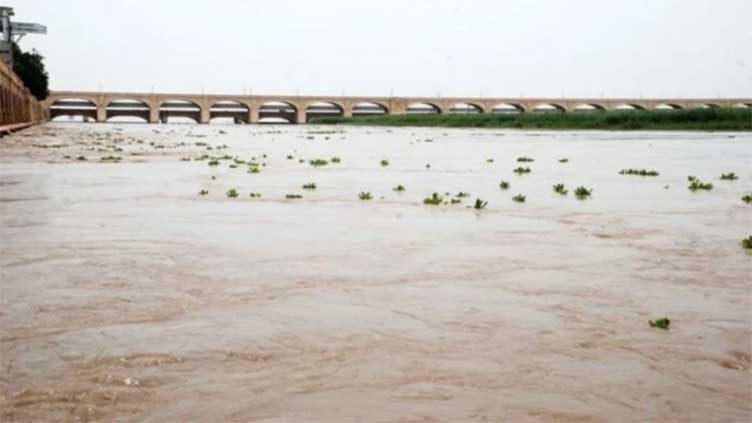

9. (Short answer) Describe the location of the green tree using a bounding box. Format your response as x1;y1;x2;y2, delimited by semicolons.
12;42;49;100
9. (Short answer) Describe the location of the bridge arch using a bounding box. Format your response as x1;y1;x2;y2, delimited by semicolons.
305;101;344;122
49;98;99;122
449;102;483;114
531;103;567;112
733;102;752;109
258;101;298;124
492;103;525;113
105;99;152;122
352;101;388;116
407;102;442;114
613;104;646;111
653;103;683;110
573;103;606;112
159;99;202;123
210;100;250;124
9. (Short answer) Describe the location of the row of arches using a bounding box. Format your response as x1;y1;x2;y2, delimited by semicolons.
48;98;752;124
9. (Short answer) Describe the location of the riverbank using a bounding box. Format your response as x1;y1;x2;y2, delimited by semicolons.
314;108;752;130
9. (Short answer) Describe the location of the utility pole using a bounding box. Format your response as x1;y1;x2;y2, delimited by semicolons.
0;7;47;68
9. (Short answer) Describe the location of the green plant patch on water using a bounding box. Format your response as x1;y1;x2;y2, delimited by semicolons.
574;186;593;199
287;155;294;160
180;157;191;162
249;193;262;198
302;183;317;190
198;189;209;196
456;192;470;198
286;194;303;199
688;180;713;191
742;194;752;204
649;318;671;330
513;194;526;203
741;236;752;249
208;159;220;166
514;167;531;174
226;189;239;198
229;164;238;169
687;175;697;182
553;183;568;195
720;172;738;180
380;159;390;167
474;198;488;209
247;167;260;174
425;164;431;169
451;198;462;204
100;156;122;162
517;157;534;163
486;158;494;163
358;192;373;200
331;157;341;163
499;181;510;190
620;168;659;176
559;158;569;163
309;159;329;167
393;185;406;192
423;193;443;205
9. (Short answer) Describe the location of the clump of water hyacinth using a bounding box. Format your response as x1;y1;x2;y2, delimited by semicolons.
688;180;713;191
247;167;260;174
309;159;328;167
517;157;534;162
208;159;220;166
451;198;462;204
512;194;526;203
198;189;209;196
574;186;592;199
649;318;671;330
559;158;569;163
302;183;317;190
499;181;510;190
100;156;122;162
687;175;697;182
620;169;659;176
380;159;389;167
249;193;262;198
331;157;341;163
514;167;531;174
393;185;406;192
358;192;372;200
553;183;568;195
423;193;443;205
739;235;752;249
226;189;239;198
456;192;470;198
473;198;488;209
720;172;738;181
742;194;752;204
286;194;303;199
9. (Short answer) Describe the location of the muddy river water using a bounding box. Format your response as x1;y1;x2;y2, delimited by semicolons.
1;123;750;422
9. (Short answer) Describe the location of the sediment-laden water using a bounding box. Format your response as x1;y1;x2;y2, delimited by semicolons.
1;123;750;422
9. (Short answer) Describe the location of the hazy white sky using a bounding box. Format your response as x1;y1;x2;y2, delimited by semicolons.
7;0;752;98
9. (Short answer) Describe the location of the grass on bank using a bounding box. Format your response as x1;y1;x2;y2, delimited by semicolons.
312;108;752;131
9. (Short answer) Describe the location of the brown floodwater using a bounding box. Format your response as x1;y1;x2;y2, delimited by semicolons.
1;122;750;422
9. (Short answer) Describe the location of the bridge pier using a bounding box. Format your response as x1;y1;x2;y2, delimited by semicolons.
149;107;159;124
96;106;106;123
296;109;306;124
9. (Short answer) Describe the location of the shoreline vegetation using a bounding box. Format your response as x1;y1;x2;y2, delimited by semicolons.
313;108;752;130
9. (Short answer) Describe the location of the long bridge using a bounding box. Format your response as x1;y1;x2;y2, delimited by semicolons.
44;91;752;124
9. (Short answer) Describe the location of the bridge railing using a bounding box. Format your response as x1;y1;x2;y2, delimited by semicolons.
0;58;48;130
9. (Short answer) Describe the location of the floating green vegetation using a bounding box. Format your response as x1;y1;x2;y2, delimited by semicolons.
425;164;431;169
194;154;210;161
620;169;660;176
286;194;303;199
499;181;510;190
309;159;329;167
456;192;470;198
180;157;191;162
208;159;220;166
226;189;239;198
558;158;569;163
474;198;488;209
423;193;443;205
741;236;752;249
649;318;671;330
100;156;122;162
451;198;462;204
688;180;713;191
247;167;260;174
574;186;593;199
393;185;406;192
249;193;262;198
742;194;752;204
720;172;738;180
513;167;532;174
517;157;534;163
234;158;246;165
687;175;697;182
302;183;317;190
358;192;373;200
229;164;238;169
486;158;494;163
553;183;568;195
76;156;87;161
512;194;526;203
380;159;390;167
287;155;294;160
198;189;209;196
331;157;341;163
